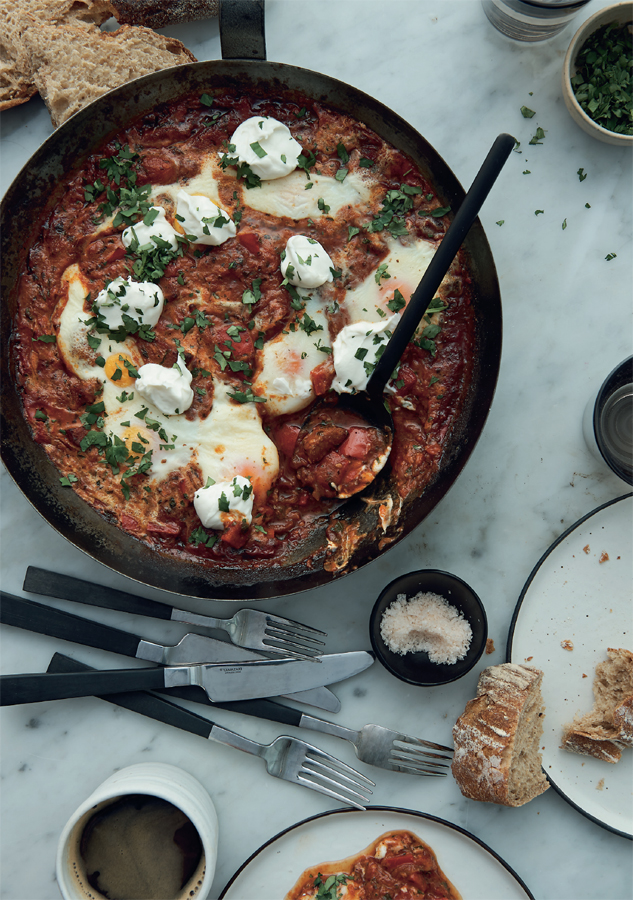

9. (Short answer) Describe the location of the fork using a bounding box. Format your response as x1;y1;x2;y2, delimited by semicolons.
24;567;326;661
47;652;374;809
154;684;453;776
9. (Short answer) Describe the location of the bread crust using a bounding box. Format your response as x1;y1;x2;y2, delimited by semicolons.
451;663;549;807
109;0;218;29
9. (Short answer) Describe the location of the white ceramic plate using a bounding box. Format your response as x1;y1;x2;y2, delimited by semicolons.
509;493;633;839
219;807;533;899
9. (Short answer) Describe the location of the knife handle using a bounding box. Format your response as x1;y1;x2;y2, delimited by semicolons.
0;591;143;659
0;666;166;706
47;653;215;739
24;567;173;621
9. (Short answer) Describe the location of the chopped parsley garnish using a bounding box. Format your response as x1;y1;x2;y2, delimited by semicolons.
496;220;505;226
347;225;360;241
227;386;267;404
367;185;418;237
562;218;567;230
529;126;546;145
359;157;374;167
577;167;588;182
250;140;267;158
313;872;349;900
218;150;261;189
200;93;214;107
34;409;48;421
34;333;56;343
335;167;348;182
59;473;78;487
387;288;406;313
190;526;218;549
336;143;349;164
374;263;390;284
430;205;451;217
317;197;331;215
571;22;632;136
521;105;536;118
605;252;617;261
535;209;544;215
299;313;323;336
297;148;317;178
242;278;262;307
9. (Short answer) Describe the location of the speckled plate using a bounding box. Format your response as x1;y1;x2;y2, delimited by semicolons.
219;807;533;899
508;493;633;839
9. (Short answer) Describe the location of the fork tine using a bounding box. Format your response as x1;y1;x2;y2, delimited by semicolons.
299;752;374;809
264;624;327;648
392;735;454;754
262;636;323;656
260;646;322;663
263;613;327;637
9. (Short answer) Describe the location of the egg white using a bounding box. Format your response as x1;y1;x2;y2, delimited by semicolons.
254;292;331;416
59;267;279;495
342;237;436;324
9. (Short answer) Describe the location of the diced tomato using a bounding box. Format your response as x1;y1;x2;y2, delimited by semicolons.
275;423;300;457
120;512;139;531
213;324;254;361
394;364;417;393
221;520;249;549
237;232;260;254
138;155;178;185
106;245;127;263
310;357;335;396
338;427;371;459
147;520;181;536
381;854;416;869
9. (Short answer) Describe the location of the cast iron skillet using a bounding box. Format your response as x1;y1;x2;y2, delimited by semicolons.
0;1;502;600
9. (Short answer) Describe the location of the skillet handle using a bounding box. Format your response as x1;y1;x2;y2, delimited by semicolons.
220;0;266;60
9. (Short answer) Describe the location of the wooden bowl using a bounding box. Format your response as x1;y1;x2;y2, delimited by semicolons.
562;2;633;146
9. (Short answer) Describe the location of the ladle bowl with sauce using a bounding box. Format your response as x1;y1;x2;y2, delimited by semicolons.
295;133;516;501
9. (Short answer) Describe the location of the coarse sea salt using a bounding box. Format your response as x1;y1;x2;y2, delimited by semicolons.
380;591;472;665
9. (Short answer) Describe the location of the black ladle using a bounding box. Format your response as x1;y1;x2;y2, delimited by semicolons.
297;132;516;499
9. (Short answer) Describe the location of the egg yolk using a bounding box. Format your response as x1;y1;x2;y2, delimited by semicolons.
105;353;137;386
120;426;151;459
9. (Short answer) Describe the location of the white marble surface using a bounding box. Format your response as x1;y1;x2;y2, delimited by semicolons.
1;1;632;898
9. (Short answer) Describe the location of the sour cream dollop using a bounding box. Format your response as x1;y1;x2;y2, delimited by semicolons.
122;206;179;251
193;476;254;531
94;276;164;331
135;356;194;416
176;190;236;246
331;313;401;394
228;116;302;180
281;235;334;289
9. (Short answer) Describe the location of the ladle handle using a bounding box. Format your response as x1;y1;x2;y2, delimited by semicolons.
368;132;516;395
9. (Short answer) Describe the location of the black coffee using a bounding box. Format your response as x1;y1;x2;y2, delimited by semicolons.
79;794;203;900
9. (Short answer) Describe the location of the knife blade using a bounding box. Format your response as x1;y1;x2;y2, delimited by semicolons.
0;592;344;711
0;650;374;706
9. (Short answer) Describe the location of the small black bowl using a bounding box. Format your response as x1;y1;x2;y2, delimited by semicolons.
369;569;488;686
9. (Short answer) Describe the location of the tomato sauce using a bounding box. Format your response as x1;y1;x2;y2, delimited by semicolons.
285;830;461;900
12;87;476;572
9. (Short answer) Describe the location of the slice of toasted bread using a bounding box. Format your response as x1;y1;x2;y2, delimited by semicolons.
20;23;196;126
0;0;113;110
109;0;218;29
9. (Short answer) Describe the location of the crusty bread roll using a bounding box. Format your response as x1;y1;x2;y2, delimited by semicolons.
20;23;196;126
561;647;633;763
451;663;550;807
109;0;219;29
0;0;113;110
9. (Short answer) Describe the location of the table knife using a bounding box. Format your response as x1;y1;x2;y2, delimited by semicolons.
0;592;352;711
0;647;374;706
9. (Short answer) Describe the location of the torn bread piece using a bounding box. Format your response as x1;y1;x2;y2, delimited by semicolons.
561;647;633;763
0;0;113;110
20;23;196;126
452;663;549;807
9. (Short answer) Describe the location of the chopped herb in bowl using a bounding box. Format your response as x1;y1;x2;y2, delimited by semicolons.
571;20;632;136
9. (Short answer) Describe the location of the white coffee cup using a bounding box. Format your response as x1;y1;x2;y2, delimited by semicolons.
56;762;218;900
